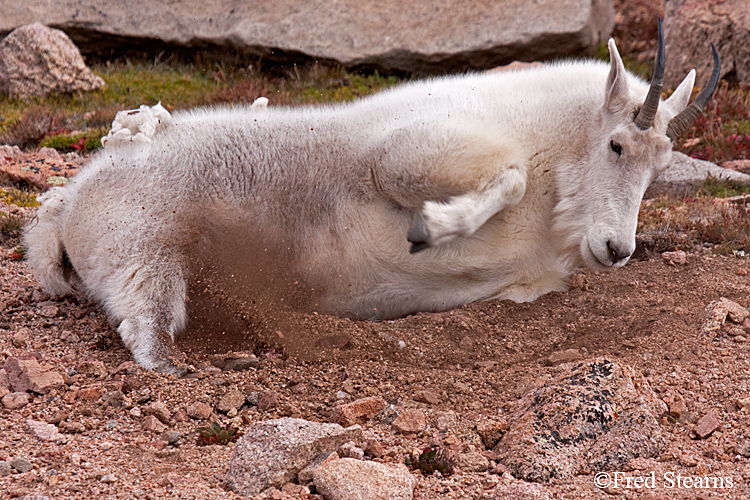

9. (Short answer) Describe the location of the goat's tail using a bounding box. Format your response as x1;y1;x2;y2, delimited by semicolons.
23;187;77;297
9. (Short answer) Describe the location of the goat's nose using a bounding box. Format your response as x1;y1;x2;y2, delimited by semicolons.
606;241;632;264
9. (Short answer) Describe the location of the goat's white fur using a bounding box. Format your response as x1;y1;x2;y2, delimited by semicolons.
24;40;698;372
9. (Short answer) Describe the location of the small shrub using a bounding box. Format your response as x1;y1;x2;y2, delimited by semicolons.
0;106;68;149
10;245;26;260
196;423;239;446
40;129;106;153
405;447;454;476
677;82;750;164
0;212;24;235
637;193;750;258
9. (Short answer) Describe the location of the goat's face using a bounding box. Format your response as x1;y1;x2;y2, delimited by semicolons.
576;20;720;271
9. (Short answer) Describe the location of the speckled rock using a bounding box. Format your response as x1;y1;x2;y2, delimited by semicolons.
701;297;749;335
0;23;104;98
2;391;29;409
142;415;166;434
455;451;490;473
186;401;212;420
494;358;666;482
491;482;554;499
10;457;33;473
476;418;508;449
225;417;364;496
145;401;172;424
311;457;417;500
665;0;750;87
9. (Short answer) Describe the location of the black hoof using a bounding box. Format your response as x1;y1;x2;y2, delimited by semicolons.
409;241;431;254
408;213;431;254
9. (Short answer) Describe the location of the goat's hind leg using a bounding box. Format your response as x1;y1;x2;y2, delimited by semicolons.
108;259;189;374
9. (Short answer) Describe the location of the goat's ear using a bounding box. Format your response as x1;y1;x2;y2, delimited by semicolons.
604;39;629;113
664;69;696;115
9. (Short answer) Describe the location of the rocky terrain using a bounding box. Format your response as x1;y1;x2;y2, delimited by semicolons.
2;1;750;498
2;183;750;499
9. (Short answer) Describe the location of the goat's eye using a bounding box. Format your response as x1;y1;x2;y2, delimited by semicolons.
610;140;623;156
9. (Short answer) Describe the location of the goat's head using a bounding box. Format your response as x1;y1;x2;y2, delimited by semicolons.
569;18;720;271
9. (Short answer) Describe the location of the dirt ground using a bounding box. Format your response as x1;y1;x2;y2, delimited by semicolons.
2;188;750;499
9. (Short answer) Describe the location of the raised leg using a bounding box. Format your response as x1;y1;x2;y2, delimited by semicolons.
408;164;526;252
372;119;528;253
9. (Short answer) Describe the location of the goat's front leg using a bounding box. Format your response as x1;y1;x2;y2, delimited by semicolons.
373;120;528;253
407;164;526;253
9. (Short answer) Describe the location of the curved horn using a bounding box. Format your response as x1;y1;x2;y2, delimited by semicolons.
666;44;722;142
634;18;665;130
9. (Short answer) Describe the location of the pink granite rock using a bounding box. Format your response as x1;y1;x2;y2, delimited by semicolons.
0;23;104;98
4;355;64;394
311;457;417;500
330;396;387;427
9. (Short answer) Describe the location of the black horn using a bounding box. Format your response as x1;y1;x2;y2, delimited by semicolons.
666;44;722;142
634;17;665;130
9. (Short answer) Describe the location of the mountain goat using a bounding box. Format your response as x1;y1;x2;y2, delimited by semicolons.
24;23;719;373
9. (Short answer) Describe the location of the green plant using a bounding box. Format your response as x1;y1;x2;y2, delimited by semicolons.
10;245;26;260
696;176;750;199
40;128;107;153
405;447;454;476
0;188;40;207
196;423;239;446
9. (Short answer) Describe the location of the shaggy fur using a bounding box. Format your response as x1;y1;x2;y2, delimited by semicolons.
24;40;699;372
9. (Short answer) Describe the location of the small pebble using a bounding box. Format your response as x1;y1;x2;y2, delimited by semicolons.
161;430;181;445
10;457;33;473
335;391;350;401
245;392;260;406
735;439;750;458
100;473;116;483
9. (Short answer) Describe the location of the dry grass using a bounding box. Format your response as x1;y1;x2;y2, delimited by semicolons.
637;189;750;259
0;60;401;153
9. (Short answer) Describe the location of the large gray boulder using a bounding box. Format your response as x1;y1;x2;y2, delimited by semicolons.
0;0;614;74
0;23;104;98
665;0;750;86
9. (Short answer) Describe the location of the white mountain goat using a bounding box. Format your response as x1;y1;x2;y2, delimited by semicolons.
24;24;720;373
